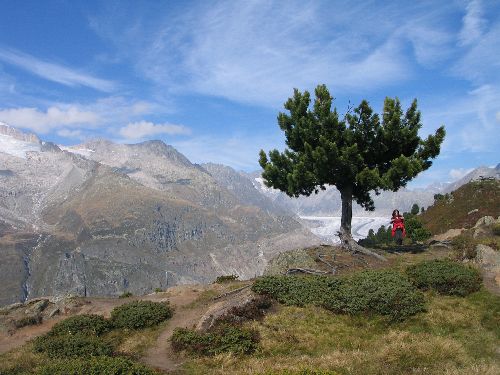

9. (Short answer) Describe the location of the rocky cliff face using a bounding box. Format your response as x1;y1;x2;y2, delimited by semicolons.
0;127;319;307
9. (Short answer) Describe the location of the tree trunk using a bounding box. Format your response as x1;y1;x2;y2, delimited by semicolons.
338;186;387;261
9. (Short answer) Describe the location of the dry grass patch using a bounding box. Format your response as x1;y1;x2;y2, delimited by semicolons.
181;290;500;375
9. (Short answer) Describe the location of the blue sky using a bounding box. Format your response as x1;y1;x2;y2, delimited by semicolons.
0;0;499;187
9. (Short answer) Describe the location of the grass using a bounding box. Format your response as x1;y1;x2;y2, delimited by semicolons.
180;289;500;375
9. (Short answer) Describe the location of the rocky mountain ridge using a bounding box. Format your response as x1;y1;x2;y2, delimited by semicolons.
0;125;319;307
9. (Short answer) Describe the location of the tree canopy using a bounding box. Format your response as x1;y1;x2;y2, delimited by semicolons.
259;84;445;211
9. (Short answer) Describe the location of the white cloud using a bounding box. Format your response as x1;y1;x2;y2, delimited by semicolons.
0;48;116;92
93;0;421;107
0;106;99;133
449;168;474;180
458;0;486;46
57;128;83;139
119;121;191;140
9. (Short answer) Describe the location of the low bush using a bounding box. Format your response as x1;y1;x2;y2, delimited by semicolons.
263;370;339;375
110;301;172;329
171;324;259;355
119;291;133;298
13;314;42;328
406;259;482;296
253;271;425;321
36;356;157;375
214;274;239;283
451;233;477;260
216;296;273;325
322;270;426;321
48;314;111;337
32;334;113;358
491;222;500;236
251;275;341;306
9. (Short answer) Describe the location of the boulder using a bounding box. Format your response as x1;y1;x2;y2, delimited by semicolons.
475;244;500;288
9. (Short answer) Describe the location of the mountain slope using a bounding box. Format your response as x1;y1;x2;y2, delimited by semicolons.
0;126;319;306
420;178;500;234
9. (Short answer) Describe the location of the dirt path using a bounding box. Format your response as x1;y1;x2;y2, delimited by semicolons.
0;285;211;357
140;299;208;373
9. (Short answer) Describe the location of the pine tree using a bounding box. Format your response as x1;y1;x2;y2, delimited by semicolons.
259;85;445;259
411;203;420;215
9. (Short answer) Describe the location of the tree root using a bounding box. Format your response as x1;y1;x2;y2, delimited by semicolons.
338;228;387;262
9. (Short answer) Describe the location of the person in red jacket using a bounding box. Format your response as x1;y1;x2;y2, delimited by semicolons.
391;209;406;245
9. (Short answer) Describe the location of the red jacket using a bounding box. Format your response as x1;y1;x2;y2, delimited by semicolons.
391;216;406;237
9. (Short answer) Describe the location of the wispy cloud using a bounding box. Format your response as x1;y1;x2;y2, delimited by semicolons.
57;128;83;139
119;120;191;140
93;0;435;107
0;48;116;92
0;106;99;133
458;0;486;46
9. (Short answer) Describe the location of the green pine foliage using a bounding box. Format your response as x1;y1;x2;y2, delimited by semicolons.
48;314;112;337
322;270;426;321
171;324;259;356
404;213;431;242
110;301;172;329
32;334;113;359
251;275;341;307
406;259;482;296
259;85;445;234
252;272;425;321
411;203;420;215
37;356;158;375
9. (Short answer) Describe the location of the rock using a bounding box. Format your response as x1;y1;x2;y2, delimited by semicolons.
430;228;464;242
47;307;60;318
474;216;495;228
24;299;48;315
475;244;500;269
196;288;255;331
468;208;479;215
475;244;500;288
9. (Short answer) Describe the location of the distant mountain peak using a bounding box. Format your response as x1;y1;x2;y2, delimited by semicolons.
0;123;42;159
0;123;41;144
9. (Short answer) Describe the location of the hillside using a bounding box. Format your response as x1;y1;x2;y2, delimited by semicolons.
0;125;319;307
1;244;499;375
420;178;500;235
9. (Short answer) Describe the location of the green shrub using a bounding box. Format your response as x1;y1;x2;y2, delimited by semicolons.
13;314;42;328
406;259;482;296
451;233;477;260
48;314;111;337
322;270;426;321
251;275;341;306
491;222;500;236
154;288;163;293
404;215;432;242
214;274;239;283
253;272;425;321
110;301;172;329
32;334;113;358
216;296;272;325
171;324;258;355
263;370;339;375
119;291;133;298
36;356;157;375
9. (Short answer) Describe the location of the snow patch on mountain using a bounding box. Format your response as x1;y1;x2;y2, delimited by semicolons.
59;146;95;157
0;133;41;159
